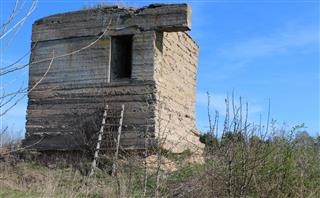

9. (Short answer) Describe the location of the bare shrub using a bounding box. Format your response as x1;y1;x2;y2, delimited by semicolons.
175;93;320;198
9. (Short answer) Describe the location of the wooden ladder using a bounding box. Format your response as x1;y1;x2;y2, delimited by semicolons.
89;104;125;176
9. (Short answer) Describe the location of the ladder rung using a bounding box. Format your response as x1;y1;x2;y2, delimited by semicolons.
106;107;122;110
105;124;120;126
97;155;112;159
107;110;122;113
107;116;121;119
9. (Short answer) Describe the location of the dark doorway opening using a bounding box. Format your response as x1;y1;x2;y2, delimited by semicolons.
111;35;133;79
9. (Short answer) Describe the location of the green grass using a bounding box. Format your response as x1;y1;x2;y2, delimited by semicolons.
0;189;39;198
168;163;204;182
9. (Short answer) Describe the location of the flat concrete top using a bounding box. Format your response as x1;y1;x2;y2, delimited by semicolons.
32;3;192;42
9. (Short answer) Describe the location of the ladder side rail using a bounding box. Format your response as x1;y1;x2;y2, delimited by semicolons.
112;104;125;177
89;104;109;176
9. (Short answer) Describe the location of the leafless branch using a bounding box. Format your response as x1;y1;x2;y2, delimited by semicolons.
0;50;54;117
0;0;37;40
0;135;44;156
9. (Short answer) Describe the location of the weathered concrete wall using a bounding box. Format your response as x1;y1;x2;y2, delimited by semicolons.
26;82;156;150
154;32;203;153
24;4;203;152
32;4;191;42
26;31;157;150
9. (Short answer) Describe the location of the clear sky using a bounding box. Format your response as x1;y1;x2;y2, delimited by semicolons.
1;0;319;138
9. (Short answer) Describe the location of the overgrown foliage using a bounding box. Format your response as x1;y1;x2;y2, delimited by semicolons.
1;94;319;198
196;128;320;198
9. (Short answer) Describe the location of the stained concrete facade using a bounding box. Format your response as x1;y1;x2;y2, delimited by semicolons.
24;4;203;153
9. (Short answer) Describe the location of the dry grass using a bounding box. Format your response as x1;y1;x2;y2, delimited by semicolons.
0;149;203;198
0;161;116;197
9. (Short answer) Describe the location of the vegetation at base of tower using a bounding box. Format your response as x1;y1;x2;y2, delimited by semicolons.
1;118;319;198
1;95;319;197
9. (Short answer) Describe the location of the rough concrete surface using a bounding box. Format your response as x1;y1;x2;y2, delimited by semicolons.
24;4;204;154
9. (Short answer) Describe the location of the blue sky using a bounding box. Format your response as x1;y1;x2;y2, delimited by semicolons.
1;0;319;138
